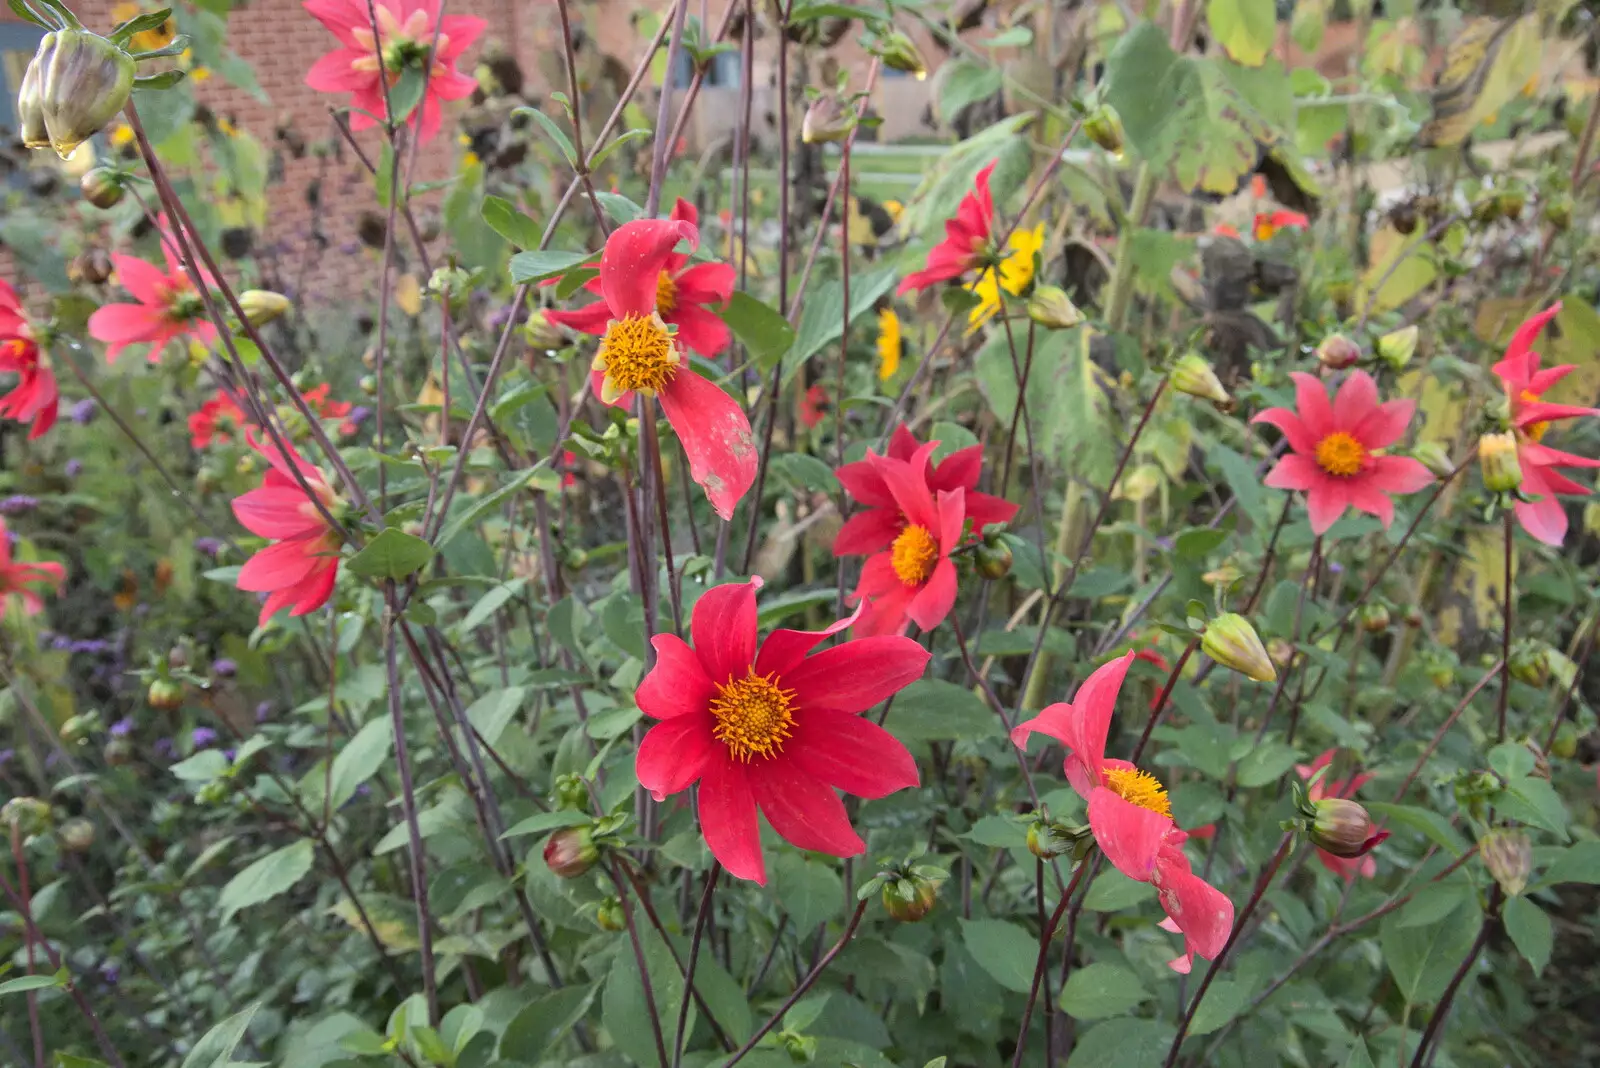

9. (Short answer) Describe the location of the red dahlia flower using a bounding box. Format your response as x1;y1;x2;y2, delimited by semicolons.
545;198;736;359
0;518;65;622
302;383;354;422
1253;210;1309;241
189;393;246;449
1254;370;1433;535
303;0;484;145
0;279;58;440
634;579;928;884
232;431;344;625
87;249;217;364
897;160;996;295
578;216;756;520
1490;302;1600;546
1012;653;1234;973
1296;749;1387;881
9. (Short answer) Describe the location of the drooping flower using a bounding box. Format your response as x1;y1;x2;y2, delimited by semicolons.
0;518;65;622
231;430;343;625
1253;371;1433;535
87;248;217;363
967;222;1043;332
573;216;756;520
189;392;246;449
303;0;485;145
544;198;736;359
1489;302;1600;546
0;279;58;440
1012;653;1235;973
898;160;997;295
1296;749;1386;881
635;578;928;883
876;307;903;381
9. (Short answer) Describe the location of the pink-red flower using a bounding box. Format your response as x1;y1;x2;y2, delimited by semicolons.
1253;210;1309;241
302;383;354;422
1012;653;1235;973
545;198;736;359
303;0;484;145
1490;302;1600;546
231;430;344;625
1296;749;1385;881
898;161;996;294
0;279;58;440
577;216;756;520
797;383;828;430
634;578;928;884
87;248;217;364
189;393;246;449
1254;370;1433;535
0;518;65;622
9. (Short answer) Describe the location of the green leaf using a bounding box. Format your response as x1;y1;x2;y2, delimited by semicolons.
1058;962;1151;1020
589;130;651;173
1488;741;1536;781
1396;881;1473;929
772;853;843;934
1538;841;1600;887
770;452;839;493
217;841;314;925
974;327;1116;487
1082;869;1157;912
182;1003;262;1068
1187;978;1249;1036
508;249;595;284
0;969;67;997
1206;0;1277;67
1495;776;1570;840
938;59;1003;123
1065;1018;1177;1068
1343;1039;1377;1068
1502;895;1552;975
1235;743;1300;788
171;749;230;783
1364;802;1469;857
786;268;898;380
346;528;434;581
499;984;599;1061
601;924;686;1068
387;66;427;125
436;461;555;550
326;716;393;812
959;919;1039;993
717;291;795;369
886;680;995;742
500;809;590;840
1174;527;1229;559
463;686;526;747
1380;899;1481;1004
480;196;541;250
458;578;527;634
515;106;577;165
111;7;173;43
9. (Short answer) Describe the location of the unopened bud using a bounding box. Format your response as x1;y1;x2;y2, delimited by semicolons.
552;773;589;810
524;310;566;351
427;265;472;300
1026;285;1084;331
59;817;96;853
147;678;185;710
1;796;53;835
1478;431;1523;493
79;166;124;208
1508;640;1550;688
22;29;138;159
1479;828;1531;896
881;872;942;922
801;91;853;144
780;1032;817;1063
1171;352;1232;408
595;897;626;931
543;826;598;878
1551;720;1578;759
1358;603;1391;634
60;714;94;744
974;533;1013;580
1375;325;1417;371
1201;613;1276;683
1315;333;1362;371
239;290;290;327
1309;798;1387;858
1083;104;1125;155
1026;817;1075;859
870;30;927;80
1411;441;1454;480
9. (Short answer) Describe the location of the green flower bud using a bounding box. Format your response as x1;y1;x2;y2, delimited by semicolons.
60;714;95;744
543;826;598;878
1375;324;1418;371
881;871;942;922
1025;817;1076;859
1479;828;1530;897
1;796;54;835
1171;352;1232;409
23;29;137;159
1315;333;1362;371
79;166;124;208
870;30;926;80
974;533;1013;580
195;780;230;805
1083;104;1125;155
1201;613;1277;683
1026;285;1084;331
147;677;185;711
595;897;626;932
524;310;566;351
1411;441;1454;480
1508;640;1550;688
1478;431;1523;493
780;1032;817;1063
801;91;853;144
1308;798;1387;858
552;773;589;810
59;817;96;853
239;290;290;327
1552;720;1578;759
1358;603;1391;634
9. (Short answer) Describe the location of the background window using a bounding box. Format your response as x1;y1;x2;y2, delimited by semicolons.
0;22;45;135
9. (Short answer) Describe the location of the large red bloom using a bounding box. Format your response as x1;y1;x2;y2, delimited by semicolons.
634;579;928;884
898;161;996;295
1490;302;1600;546
578;216;756;520
303;0;484;145
545;198;737;359
189;393;247;449
0;279;58;440
1012;653;1235;973
86;249;218;364
1254;370;1433;535
231;431;343;625
0;518;65;622
1296;749;1384;882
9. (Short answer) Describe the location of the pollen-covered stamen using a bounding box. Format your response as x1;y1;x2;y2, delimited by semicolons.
709;669;796;761
890;524;939;586
594;311;681;400
1519;389;1549;441
1102;766;1172;818
655;271;678;315
1314;431;1367;477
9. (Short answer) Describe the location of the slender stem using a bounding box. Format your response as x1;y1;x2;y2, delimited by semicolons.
1406;910;1494;1068
10;827;43;1068
1497;511;1514;742
1010;859;1090;1068
1103;165;1157;331
1129;638;1200;764
645;0;692;218
608;859;671;1068
673;864;722;1068
1391;659;1504;802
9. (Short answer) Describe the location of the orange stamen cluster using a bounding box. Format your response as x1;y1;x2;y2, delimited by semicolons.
890;524;939;586
1314;431;1366;477
595;312;680;399
1102;766;1172;818
709;669;796;761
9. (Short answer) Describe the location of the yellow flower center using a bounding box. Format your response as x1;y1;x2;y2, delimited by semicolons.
1102;766;1172;818
709;669;796;762
655;271;678;315
1314;431;1366;477
890;524;939;586
1519;389;1548;442
594;312;681;400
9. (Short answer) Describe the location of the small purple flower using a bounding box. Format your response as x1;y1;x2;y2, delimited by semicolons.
153;737;176;759
191;727;218;748
51;635;73;650
211;658;237;678
344;406;371;429
98;962;119;985
71;639;110;655
0;495;39;515
254;701;272;723
70;399;97;424
110;718;134;737
339;240;360;254
65;459;83;477
0;749;13;767
223;748;237;763
193;537;223;557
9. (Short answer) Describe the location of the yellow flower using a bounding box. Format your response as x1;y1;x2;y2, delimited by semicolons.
462;150;480;169
967;224;1044;332
191;67;213;85
216;116;235;136
883;199;904;224
877;307;902;381
109;123;135;147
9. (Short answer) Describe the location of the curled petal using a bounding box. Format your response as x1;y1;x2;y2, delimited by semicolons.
689;579;760;687
601;219;698;319
658;370;757;522
1087;788;1170;882
698;758;764;883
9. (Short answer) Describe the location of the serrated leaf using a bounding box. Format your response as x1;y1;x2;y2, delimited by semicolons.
509;249;595;284
346;528;434;580
217;841;313;925
786;267;898;379
1380;898;1481;1004
1207;0;1277;67
717;291;795;367
1502;895;1552;975
481;195;541;249
887;679;994;741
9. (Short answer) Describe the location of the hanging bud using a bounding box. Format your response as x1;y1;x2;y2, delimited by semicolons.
524;310;566;351
1026;285;1084;331
881;871;942;922
1171;352;1232;409
1411;441;1454;480
147;677;185;711
1479;828;1531;897
974;533;1013;580
22;29;138;159
1478;431;1523;493
1375;324;1418;371
1315;333;1362;371
1358;603;1391;634
59;817;96;853
79;166;124;208
595;897;626;932
1201;613;1277;683
69;247;115;285
870;30;927;80
1;796;53;835
802;91;853;144
17;57;47;147
1308;798;1388;858
1508;640;1550;688
60;714;95;744
543;826;599;878
239;290;290;327
1083;104;1125;155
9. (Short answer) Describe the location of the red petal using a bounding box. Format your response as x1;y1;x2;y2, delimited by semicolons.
237;537;324;592
931;444;983;493
1088;788;1169;882
906;558;958;631
787;711;919;798
1331;371;1379;431
1153;847;1234;962
637;633;716;718
542;300;612;337
305;49;370;92
1263;454;1321;492
1515;491;1568;546
1353;397;1415;450
658;371;757;522
636;715;716;800
1365;456;1434;495
1289;372;1334;440
232;486;320;540
699;758;765;883
1304;484;1350;534
753;602;863;678
869;445;939;532
600;219;697;319
887;424;918;461
1252;407;1317;456
781;634;930;715
673;261;735;306
964;490;1018;532
669;302;732;358
751;761;865;857
832;507;902;556
836;457;895;508
111;254;173;307
690;579;759;686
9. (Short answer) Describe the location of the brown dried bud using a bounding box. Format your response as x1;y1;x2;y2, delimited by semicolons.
1479;828;1531;897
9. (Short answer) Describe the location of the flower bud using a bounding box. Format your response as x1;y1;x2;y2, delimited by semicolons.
70;247;115;285
239;290;290;327
1358;603;1391;634
1552;720;1578;759
1201;613;1277;683
59;817;96;853
1375;325;1418;371
1479;828;1531;897
881;872;941;922
147;677;185;710
1315;333;1362;371
195;780;230;805
1171;352;1232;409
1026;285;1084;331
17;57;47;147
1083;104;1125;155
595;897;626;932
1026;817;1075;859
104;738;134;766
60;714;95;744
974;534;1013;580
552;773;589;810
79;166;124;208
1411;441;1454;480
1508;640;1550;688
1402;604;1423;628
543;826;598;878
1308;798;1387;858
870;30;926;80
1;797;53;835
524;310;566;351
780;1032;817;1063
1544;195;1573;231
1478;431;1523;493
24;29;138;159
801;91;853;144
